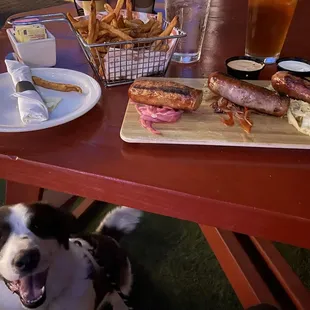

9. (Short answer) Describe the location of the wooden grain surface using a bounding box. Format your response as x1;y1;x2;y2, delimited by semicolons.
121;78;310;149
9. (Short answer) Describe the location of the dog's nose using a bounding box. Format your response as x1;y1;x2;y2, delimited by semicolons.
13;249;40;273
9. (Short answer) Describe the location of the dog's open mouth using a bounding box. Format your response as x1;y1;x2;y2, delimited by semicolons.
5;269;48;309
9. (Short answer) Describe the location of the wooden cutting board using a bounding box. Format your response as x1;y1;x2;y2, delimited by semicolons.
120;78;310;149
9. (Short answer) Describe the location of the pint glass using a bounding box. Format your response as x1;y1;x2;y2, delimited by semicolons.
245;0;298;63
165;0;211;63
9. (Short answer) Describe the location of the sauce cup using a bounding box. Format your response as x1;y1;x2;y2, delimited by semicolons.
225;56;265;80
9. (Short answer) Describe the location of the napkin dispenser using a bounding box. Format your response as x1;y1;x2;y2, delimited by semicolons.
6;28;56;67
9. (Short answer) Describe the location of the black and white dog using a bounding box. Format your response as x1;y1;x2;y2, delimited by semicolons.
0;202;141;310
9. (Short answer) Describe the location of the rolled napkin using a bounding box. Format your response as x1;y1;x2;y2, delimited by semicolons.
5;59;49;124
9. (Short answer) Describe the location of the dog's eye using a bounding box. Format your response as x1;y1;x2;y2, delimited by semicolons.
74;240;82;247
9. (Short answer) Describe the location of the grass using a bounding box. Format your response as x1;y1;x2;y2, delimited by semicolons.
83;202;242;310
275;243;310;289
121;212;242;310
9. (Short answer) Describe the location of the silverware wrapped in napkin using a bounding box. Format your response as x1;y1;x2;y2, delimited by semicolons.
5;59;49;124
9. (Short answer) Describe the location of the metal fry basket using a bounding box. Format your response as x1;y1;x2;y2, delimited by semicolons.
75;15;186;87
7;12;186;87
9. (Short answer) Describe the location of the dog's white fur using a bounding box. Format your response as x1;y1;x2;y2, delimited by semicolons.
0;204;59;282
96;206;142;235
0;204;141;310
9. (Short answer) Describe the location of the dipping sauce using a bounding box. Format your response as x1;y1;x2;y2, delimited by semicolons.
227;59;265;72
225;56;265;80
276;57;310;77
278;60;310;72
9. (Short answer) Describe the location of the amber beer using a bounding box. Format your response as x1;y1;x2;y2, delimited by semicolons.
245;0;298;61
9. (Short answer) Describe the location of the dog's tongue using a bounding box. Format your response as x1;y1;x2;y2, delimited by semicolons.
19;273;45;301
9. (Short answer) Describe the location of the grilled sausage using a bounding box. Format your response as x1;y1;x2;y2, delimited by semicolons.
128;80;203;111
208;72;290;117
271;71;310;103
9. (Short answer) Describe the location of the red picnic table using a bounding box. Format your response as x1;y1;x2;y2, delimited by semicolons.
0;1;310;308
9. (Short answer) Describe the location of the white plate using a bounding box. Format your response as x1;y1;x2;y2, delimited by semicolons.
0;67;101;132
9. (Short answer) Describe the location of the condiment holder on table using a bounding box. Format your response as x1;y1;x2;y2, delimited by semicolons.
6;22;56;67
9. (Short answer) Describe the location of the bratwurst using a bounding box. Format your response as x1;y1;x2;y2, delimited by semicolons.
208;72;289;117
271;71;310;104
128;80;203;111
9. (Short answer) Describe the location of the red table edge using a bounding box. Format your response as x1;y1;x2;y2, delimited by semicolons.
1;154;310;249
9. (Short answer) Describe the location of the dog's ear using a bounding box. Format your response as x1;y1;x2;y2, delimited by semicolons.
27;202;80;250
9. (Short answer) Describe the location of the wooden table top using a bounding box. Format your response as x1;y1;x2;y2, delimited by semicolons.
1;0;310;249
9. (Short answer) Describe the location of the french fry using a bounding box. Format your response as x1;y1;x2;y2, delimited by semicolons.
117;15;125;28
96;46;108;53
157;12;163;28
150;29;162;37
98;29;109;38
106;32;118;39
98;64;105;78
110;37;122;42
32;76;82;93
111;18;118;28
96;36;108;44
159;45;169;52
121;28;132;34
159;16;178;37
149;20;163;36
149;24;162;37
114;0;125;18
126;0;133;20
101;12;116;24
66;12;78;25
77;26;88;34
87;0;97;44
134;32;149;38
126;29;139;38
154;42;169;52
140;19;155;33
93;20;100;42
131;19;144;25
104;3;114;13
100;21;134;41
67;13;88;29
152;16;178;49
80;33;88;40
124;19;140;29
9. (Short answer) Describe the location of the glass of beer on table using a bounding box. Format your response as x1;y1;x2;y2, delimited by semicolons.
165;0;211;63
245;0;298;63
75;0;106;15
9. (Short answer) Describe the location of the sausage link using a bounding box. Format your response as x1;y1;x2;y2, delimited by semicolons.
271;71;310;104
208;72;289;117
128;80;203;111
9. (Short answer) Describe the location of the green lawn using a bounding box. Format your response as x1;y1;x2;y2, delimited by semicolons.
83;202;242;310
275;243;310;289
